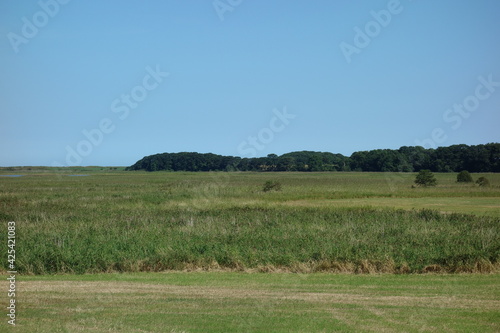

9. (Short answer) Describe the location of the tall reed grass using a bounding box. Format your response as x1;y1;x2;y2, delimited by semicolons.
1;171;498;274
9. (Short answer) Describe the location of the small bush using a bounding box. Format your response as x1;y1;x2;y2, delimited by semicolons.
476;177;490;187
262;180;282;192
414;170;437;187
457;170;473;183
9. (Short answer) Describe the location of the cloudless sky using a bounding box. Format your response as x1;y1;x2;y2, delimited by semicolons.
1;0;499;166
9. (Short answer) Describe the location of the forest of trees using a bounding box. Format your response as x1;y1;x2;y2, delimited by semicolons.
126;143;500;173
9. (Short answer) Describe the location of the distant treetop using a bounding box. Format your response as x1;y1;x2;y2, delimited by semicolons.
126;143;500;173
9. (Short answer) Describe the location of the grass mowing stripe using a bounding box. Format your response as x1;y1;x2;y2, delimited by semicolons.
4;272;499;333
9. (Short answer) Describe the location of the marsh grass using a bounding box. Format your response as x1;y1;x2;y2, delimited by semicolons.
1;170;499;274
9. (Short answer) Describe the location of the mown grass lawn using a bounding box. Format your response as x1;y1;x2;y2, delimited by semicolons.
1;272;499;332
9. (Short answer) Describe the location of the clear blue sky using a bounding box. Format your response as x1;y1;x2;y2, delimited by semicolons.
1;0;499;166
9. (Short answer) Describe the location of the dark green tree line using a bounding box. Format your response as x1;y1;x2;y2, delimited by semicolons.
126;143;500;172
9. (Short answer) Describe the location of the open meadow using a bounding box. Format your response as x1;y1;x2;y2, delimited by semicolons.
1;169;499;331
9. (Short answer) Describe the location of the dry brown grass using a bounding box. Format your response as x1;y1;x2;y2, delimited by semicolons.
3;258;498;276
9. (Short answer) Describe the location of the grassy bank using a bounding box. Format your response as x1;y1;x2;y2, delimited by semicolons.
1;171;498;274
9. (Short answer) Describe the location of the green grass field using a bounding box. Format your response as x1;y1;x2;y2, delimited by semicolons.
1;169;499;331
1;272;499;332
1;170;499;274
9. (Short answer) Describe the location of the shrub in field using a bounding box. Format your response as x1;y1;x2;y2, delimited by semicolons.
262;180;282;192
414;169;437;187
457;170;473;183
476;177;490;187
